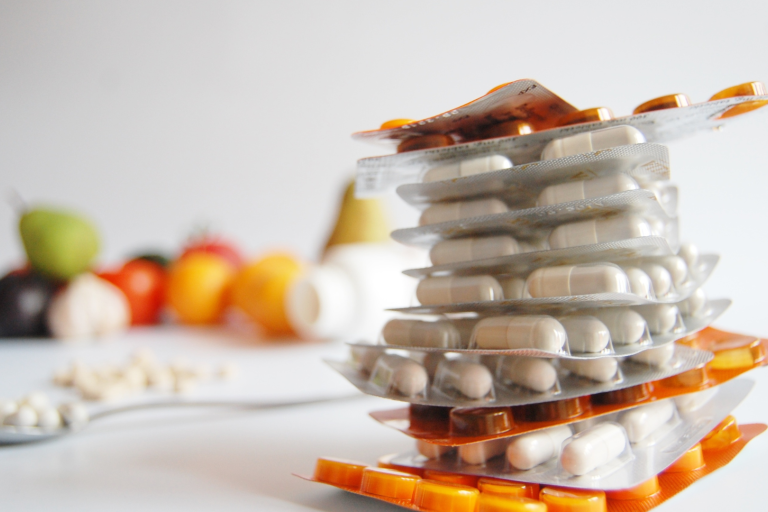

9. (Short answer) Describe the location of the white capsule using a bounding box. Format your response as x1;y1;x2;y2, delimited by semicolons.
629;343;675;367
560;358;619;382
656;256;688;288
559;316;611;353
673;387;719;413
37;408;63;429
3;405;38;427
434;360;494;399
21;391;51;414
560;423;627;476
638;305;680;334
498;357;558;392
459;438;508;465
416;275;503;305
549;215;652;250
541;126;646;160
638;263;673;297
498;276;527;300
429;236;521;266
422;155;513;183
350;346;381;374
382;319;463;349
507;425;573;470
621;267;654;300
679;288;707;318
58;402;89;426
417;440;455;460
677;243;700;273
472;316;567;352
419;198;508;226
538;174;640;207
619;399;676;443
525;264;631;298
593;309;647;345
369;354;429;398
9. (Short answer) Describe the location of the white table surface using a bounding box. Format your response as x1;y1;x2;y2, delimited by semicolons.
0;327;766;511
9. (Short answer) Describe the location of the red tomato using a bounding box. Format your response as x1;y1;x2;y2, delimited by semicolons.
100;259;167;325
180;236;244;269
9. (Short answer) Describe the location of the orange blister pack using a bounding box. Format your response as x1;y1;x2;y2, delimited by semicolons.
368;328;766;446
296;417;765;512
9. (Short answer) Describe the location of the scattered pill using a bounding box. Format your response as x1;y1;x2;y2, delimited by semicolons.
498;357;558;392
419;198;508;226
525;264;631;298
679;288;707;318
3;405;38;427
429;236;522;266
638;304;680;334
370;354;429;398
417;440;455;460
472;316;567;352
537;174;639;207
593;309;647;345
541;125;645;160
548;215;652;250
619;399;676;443
422;155;512;183
507;425;573;470
559;316;611;353
629;343;675;367
58;402;89;425
21;391;51;414
622;267;654;299
560;357;619;383
498;276;527;300
673;387;719;413
382;319;463;349
435;359;494;399
459;438;507;465
416;275;503;305
560;422;627;476
637;263;673;297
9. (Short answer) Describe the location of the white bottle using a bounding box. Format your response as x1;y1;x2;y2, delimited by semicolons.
285;243;420;342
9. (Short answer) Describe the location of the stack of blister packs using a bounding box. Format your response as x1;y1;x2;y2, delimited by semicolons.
298;80;768;512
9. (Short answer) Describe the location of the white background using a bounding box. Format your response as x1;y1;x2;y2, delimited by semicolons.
1;2;768;510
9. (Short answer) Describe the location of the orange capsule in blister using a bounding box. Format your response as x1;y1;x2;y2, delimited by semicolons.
701;415;742;451
663;444;705;473
480;120;535;140
380;118;416;130
377;454;425;477
709;81;768;119
539;487;607;512
708;337;766;370
450;407;515;437
414;479;480;512
410;404;451;431
397;133;455;153
516;396;590;422
360;467;421;501
557;107;614;127
424;470;479;488
662;365;711;388
476;493;548;512
478;478;540;500
313;457;368;489
605;476;661;501
633;93;691;115
591;382;652;405
487;82;513;95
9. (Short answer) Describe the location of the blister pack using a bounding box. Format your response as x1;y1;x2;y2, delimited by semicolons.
328;343;713;408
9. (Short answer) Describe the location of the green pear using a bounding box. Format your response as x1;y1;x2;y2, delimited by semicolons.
19;207;100;280
323;180;391;253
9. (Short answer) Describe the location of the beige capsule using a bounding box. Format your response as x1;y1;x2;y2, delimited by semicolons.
629;343;675;367
416;275;503;305
419;198;508;226
541;125;645;160
622;267;654;299
560;423;627;476
369;354;429;398
459;438;508;465
593;309;648;345
382;319;463;349
559;316;611;353
549;214;652;250
422;155;512;183
498;276;527;300
525;264;631;298
560;357;619;383
537;174;639;207
636;304;680;334
619;399;676;443
498;357;558;392
434;359;494;399
507;425;573;470
429;236;521;266
472;316;567;353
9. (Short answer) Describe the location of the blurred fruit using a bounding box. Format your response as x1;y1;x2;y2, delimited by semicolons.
132;252;172;268
47;273;130;340
181;235;243;269
231;253;303;336
99;259;167;325
324;180;390;253
19;207;100;280
166;253;235;324
0;270;58;337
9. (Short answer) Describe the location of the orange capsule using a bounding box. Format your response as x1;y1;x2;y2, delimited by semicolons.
663;444;705;473
381;118;416;130
478;478;540;500
701;415;742;450
539;487;607;512
423;470;479;488
487;82;513;94
313;457;367;489
633;93;691;115
360;467;421;501
557;107;614;127
397;133;455;153
709;81;768;119
413;479;480;512
480;120;535;140
605;476;661;500
709;337;766;370
450;407;514;437
477;493;548;512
